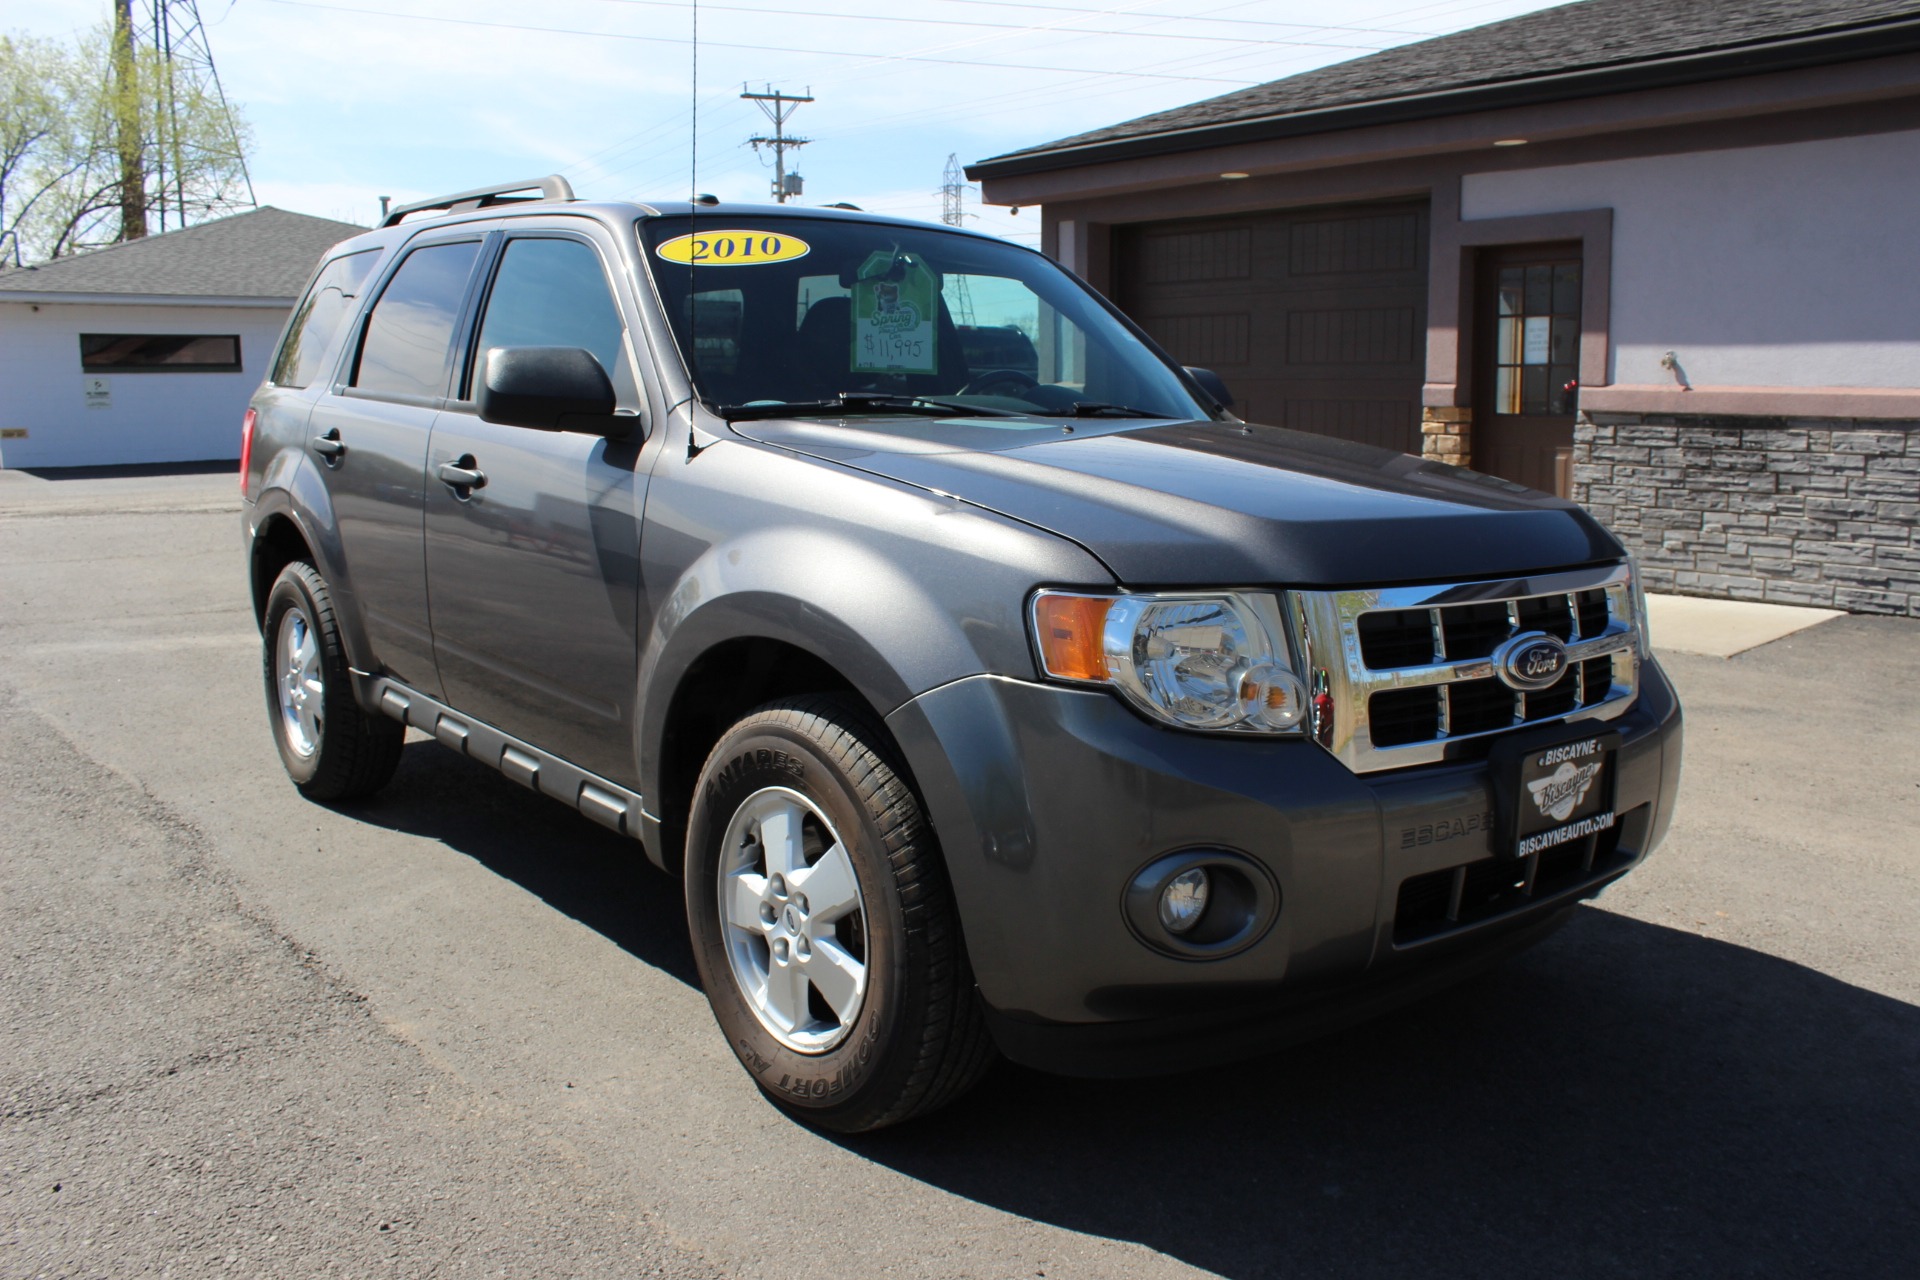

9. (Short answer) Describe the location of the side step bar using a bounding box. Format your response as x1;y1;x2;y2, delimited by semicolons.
359;674;647;846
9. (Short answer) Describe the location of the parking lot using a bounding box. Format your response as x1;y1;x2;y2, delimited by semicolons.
3;466;1916;1279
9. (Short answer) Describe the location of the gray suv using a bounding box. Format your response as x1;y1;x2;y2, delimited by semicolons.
243;177;1682;1132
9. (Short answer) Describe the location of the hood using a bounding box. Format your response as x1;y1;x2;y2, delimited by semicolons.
730;415;1624;587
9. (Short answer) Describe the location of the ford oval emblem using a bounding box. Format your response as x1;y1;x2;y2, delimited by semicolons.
1493;632;1570;692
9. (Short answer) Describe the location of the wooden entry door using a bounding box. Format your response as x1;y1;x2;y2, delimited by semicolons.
1473;245;1581;496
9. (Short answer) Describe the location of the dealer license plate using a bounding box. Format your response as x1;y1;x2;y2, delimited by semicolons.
1512;733;1617;858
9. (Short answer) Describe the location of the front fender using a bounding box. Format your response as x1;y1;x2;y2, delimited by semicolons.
632;438;1112;815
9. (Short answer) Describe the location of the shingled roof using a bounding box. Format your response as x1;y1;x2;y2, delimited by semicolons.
0;206;363;302
971;0;1920;178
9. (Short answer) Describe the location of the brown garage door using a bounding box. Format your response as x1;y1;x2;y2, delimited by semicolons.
1114;200;1428;454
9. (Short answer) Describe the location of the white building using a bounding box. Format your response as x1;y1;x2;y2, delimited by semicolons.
0;207;361;469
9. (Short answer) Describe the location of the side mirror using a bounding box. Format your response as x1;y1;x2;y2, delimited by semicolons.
477;346;635;437
1185;366;1235;410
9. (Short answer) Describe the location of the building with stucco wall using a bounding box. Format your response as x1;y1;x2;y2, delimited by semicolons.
970;0;1920;617
0;207;361;470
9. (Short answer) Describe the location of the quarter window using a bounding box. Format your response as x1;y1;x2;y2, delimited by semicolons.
273;249;381;388
352;241;481;399
80;334;240;372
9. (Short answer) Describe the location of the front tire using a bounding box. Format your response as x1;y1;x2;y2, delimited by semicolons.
261;561;403;801
685;695;995;1132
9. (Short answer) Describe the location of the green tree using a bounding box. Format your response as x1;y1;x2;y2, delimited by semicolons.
0;23;252;266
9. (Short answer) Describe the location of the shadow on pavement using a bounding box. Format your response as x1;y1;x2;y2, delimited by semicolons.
329;742;1917;1277
334;738;700;988
15;459;236;480
846;909;1919;1279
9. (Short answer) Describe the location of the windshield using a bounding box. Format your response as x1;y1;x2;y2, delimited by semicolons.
639;215;1209;422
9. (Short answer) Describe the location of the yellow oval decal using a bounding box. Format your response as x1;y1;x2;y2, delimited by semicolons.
654;231;810;266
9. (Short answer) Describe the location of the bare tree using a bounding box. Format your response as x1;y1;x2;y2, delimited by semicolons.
0;24;252;266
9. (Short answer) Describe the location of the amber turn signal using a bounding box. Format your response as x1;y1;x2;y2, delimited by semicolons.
1032;593;1112;682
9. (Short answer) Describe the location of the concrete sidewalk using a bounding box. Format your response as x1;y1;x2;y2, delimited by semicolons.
1647;592;1842;658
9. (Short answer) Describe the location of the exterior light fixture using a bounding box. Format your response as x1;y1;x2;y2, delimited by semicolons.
1493;138;1528;147
1220;171;1251;179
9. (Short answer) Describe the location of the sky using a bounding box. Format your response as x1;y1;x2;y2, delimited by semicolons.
2;0;1566;247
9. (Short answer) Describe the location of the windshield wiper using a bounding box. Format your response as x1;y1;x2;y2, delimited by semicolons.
1066;401;1170;418
717;393;1023;421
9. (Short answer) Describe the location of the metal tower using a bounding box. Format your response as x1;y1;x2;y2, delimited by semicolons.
939;154;975;324
113;0;256;239
742;86;811;204
939;153;973;227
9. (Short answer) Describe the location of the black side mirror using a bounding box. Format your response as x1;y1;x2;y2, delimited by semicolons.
477;346;634;437
1184;366;1235;410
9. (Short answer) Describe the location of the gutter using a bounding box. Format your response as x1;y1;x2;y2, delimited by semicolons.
966;14;1920;181
0;292;296;308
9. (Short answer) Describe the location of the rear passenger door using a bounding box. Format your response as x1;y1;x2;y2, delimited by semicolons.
309;234;485;695
422;224;655;786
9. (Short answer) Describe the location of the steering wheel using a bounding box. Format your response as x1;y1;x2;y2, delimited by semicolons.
957;369;1040;397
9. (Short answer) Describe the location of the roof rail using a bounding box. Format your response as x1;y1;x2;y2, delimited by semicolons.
381;175;575;228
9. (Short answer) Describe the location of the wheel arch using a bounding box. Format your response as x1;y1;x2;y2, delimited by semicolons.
639;587;930;878
246;454;374;675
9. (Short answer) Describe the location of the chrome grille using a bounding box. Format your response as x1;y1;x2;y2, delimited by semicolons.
1288;563;1641;773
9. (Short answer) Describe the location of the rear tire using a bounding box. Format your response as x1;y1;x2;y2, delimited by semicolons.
685;694;995;1132
261;561;403;801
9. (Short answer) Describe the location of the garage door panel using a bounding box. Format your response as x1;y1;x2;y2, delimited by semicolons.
1117;200;1428;455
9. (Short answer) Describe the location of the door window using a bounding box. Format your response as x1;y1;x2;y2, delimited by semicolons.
470;237;637;405
352;241;481;399
1492;261;1580;416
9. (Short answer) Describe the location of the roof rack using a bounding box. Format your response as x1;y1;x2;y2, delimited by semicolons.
381;175;575;228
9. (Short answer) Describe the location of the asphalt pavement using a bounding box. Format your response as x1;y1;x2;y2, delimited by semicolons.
2;466;1915;1279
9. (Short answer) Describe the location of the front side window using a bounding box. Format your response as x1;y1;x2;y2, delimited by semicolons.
352;240;481;399
273;249;381;388
468;237;636;404
641;217;1206;423
81;333;241;372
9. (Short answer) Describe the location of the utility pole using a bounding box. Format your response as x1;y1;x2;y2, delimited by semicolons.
741;85;812;203
112;0;148;241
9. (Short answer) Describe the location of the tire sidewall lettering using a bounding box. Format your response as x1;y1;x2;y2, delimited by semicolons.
690;722;897;1114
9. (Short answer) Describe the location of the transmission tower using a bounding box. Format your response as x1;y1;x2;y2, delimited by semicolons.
113;0;256;239
742;85;811;203
939;154;976;324
939;153;975;227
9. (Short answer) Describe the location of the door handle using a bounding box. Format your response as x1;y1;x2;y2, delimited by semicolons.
311;429;345;460
437;457;487;493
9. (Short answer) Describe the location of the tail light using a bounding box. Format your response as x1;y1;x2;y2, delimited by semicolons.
239;407;256;496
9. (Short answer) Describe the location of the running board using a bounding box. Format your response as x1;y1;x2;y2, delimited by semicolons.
359;674;645;844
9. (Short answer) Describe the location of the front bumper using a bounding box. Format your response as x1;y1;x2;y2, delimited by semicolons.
885;659;1683;1075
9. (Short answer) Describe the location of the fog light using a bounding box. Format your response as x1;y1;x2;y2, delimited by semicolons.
1158;867;1210;934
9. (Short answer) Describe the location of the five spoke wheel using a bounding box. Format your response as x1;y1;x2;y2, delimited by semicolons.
276;606;324;759
718;788;869;1053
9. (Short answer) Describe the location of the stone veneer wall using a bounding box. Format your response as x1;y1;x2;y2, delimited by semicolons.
1420;405;1470;464
1572;413;1920;617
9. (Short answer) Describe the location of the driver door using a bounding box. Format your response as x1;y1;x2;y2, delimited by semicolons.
422;225;657;785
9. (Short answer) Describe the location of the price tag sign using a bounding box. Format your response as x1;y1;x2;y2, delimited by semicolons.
852;249;938;375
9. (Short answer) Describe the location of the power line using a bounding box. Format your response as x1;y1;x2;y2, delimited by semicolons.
555;0;1439;51
256;1;1269;85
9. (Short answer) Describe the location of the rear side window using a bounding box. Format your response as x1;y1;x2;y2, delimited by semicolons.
352;241;481;399
272;249;380;388
470;237;635;403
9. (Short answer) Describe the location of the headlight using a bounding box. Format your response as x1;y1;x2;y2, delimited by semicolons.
1626;555;1654;657
1030;590;1308;734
